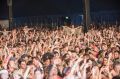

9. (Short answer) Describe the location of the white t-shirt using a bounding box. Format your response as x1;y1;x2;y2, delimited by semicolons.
35;70;43;79
0;70;9;79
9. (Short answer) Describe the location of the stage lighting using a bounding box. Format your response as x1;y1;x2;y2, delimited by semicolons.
65;16;69;19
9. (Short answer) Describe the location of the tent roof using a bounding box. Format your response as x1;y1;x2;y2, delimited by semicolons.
0;0;120;19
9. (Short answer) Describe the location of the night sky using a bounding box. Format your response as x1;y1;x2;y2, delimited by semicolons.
0;0;120;19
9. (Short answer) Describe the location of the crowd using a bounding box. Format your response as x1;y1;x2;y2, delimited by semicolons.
0;24;119;79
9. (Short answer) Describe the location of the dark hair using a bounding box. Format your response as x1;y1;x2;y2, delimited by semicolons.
85;47;91;54
112;76;120;79
53;51;59;55
27;60;33;65
21;54;28;59
0;60;2;65
42;53;54;62
18;58;26;68
32;57;40;61
62;43;68;48
62;53;69;60
75;46;79;49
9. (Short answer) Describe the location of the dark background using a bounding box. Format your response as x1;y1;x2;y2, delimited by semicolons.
0;0;120;19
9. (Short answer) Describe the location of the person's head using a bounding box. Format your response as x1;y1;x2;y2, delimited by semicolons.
102;43;108;51
74;46;80;53
70;51;78;60
53;51;60;59
42;53;54;66
28;39;32;45
63;53;70;61
116;46;120;51
113;63;120;72
44;59;51;67
49;68;58;79
32;57;40;67
21;54;29;63
53;48;60;55
62;43;69;52
18;59;26;69
103;58;108;66
8;59;16;72
114;51;119;59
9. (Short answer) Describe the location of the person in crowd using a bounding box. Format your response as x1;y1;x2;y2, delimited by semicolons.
0;24;119;79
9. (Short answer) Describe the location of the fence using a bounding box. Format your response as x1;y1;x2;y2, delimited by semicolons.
11;14;83;28
91;11;120;25
11;11;120;29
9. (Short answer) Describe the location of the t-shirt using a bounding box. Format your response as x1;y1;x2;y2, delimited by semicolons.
34;67;44;79
0;69;9;79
